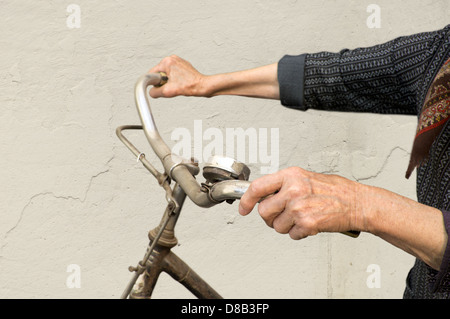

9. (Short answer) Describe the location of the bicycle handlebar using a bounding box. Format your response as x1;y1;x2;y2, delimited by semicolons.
134;73;250;207
134;73;172;161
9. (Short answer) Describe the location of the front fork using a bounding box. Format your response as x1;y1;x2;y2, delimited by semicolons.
123;183;222;299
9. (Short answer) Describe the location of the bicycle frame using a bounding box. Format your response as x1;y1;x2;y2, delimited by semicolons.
117;73;359;299
119;177;222;299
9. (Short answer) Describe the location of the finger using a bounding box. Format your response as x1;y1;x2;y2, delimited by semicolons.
147;61;166;98
285;197;320;240
148;57;169;74
149;62;165;74
270;194;309;234
238;172;284;216
148;66;161;74
272;209;295;234
288;224;309;240
257;191;287;227
149;86;164;98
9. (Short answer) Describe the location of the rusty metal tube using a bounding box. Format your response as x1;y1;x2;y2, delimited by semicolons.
162;251;223;299
134;73;215;207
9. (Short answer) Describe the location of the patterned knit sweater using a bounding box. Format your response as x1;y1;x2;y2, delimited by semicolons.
277;24;450;298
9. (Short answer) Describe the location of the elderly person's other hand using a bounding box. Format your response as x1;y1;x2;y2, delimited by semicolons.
238;166;447;271
238;167;365;239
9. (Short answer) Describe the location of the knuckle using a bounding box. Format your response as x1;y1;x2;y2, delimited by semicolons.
164;55;177;66
299;216;318;236
285;166;304;176
302;218;314;231
170;55;180;63
286;185;303;198
248;181;262;196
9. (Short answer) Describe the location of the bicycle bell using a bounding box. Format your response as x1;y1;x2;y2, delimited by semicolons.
202;155;250;184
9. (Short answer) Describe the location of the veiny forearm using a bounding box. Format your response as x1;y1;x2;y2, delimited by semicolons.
360;184;448;270
203;63;279;100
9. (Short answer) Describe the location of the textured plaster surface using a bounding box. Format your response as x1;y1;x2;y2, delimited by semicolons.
0;1;449;298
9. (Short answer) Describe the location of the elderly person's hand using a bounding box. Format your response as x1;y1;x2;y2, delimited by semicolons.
238;166;447;271
238;167;365;239
148;55;207;98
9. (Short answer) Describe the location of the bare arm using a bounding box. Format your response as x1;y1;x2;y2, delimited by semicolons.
148;55;279;100
366;185;447;269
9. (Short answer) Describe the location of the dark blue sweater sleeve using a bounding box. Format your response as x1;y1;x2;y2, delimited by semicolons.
277;53;307;108
278;25;450;115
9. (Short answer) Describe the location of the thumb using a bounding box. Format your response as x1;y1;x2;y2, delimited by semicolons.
149;85;164;98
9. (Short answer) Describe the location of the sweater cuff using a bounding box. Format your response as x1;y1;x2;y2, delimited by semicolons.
277;54;308;110
430;210;450;293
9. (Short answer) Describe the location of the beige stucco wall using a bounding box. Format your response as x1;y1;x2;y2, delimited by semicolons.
0;0;448;298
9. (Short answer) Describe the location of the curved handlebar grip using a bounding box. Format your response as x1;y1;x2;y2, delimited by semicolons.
134;72;218;208
134;73;172;162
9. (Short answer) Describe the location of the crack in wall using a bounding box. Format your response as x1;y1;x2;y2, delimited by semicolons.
327;235;333;298
1;159;113;253
353;146;409;182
